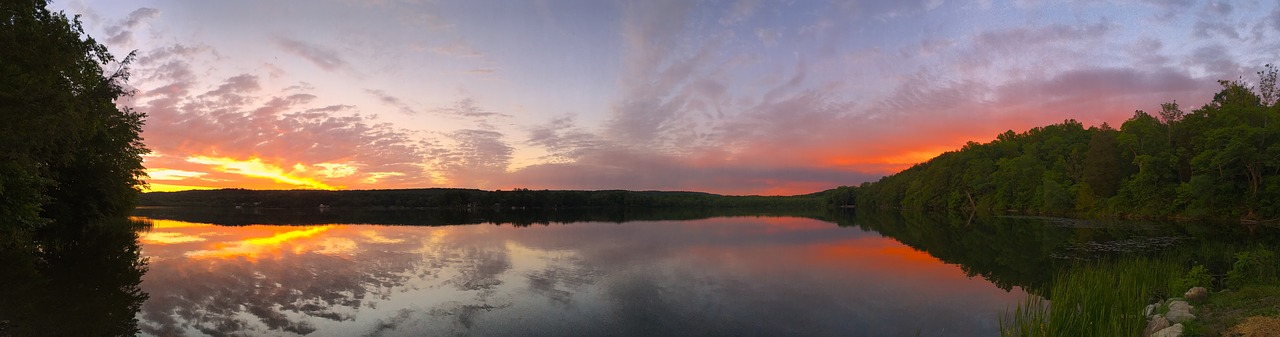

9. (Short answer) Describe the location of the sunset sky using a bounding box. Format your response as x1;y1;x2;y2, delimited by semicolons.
53;0;1280;195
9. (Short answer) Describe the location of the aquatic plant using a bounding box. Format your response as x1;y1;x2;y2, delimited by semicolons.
1000;257;1180;337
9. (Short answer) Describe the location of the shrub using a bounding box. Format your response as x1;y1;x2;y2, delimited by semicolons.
1175;264;1214;292
1226;246;1278;289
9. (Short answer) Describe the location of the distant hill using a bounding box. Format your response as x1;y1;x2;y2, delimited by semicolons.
138;188;832;209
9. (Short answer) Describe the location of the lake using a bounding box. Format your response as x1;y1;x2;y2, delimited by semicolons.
126;208;1033;336
8;207;1261;336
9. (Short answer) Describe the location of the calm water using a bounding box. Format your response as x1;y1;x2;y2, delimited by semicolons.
129;211;1026;336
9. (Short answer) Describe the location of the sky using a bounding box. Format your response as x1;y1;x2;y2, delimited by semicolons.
51;0;1280;195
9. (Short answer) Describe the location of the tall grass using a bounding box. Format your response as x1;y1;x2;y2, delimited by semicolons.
1000;257;1181;337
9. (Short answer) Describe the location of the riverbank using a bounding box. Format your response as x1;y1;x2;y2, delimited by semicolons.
1001;248;1280;337
1181;285;1280;336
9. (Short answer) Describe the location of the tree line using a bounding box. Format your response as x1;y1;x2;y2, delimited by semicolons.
139;188;828;209
848;68;1280;221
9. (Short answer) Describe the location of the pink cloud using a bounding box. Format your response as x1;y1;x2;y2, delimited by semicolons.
275;37;347;71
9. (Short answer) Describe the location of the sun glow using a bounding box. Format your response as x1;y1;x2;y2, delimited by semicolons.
146;168;208;180
821;148;949;171
146;183;219;192
186;156;338;190
186;225;336;261
242;226;334;246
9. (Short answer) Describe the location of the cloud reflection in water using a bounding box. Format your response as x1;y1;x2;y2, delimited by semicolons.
134;217;1024;336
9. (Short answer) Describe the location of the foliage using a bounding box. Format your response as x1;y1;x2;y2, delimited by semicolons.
1175;264;1214;293
0;0;148;244
855;69;1280;221
1226;246;1279;290
822;185;857;207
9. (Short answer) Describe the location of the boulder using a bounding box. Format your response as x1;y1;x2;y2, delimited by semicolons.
1152;323;1184;337
1145;303;1157;317
1143;316;1171;337
1165;300;1196;323
1184;287;1209;302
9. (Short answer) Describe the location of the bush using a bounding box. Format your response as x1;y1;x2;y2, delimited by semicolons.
1226;246;1278;289
1175;264;1214;292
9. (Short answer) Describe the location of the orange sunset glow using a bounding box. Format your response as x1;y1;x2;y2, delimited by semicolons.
51;1;1261;195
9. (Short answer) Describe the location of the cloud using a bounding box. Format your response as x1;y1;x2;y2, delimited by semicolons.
1125;38;1169;66
996;67;1205;103
974;20;1113;53
833;0;952;22
104;7;160;46
1271;6;1280;33
500;148;878;195
1186;44;1242;78
275;37;347;71
78;0;1280;195
1139;0;1196;20
129;48;426;189
608;0;721;148
718;0;760;26
755;27;781;47
432;41;484;58
1204;1;1232;16
434;98;510;119
525;115;603;162
365;89;418;115
429;129;513;187
1192;20;1240;40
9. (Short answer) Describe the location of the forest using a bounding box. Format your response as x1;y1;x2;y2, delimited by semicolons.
852;68;1280;221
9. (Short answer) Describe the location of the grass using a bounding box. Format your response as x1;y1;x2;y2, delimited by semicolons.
1000;257;1180;337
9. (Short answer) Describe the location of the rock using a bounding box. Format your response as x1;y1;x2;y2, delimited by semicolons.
1185;287;1209;302
1152;323;1184;337
1165;300;1196;323
1145;303;1157;317
1143;316;1171;337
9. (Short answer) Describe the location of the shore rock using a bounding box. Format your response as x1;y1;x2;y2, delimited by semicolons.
1152;323;1184;337
1145;303;1157;317
1143;316;1171;337
1166;300;1196;323
1185;287;1209;302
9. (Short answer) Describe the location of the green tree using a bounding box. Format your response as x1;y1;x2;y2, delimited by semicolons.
1259;64;1279;107
1116;111;1179;215
823;186;857;207
1;0;148;242
1081;124;1127;198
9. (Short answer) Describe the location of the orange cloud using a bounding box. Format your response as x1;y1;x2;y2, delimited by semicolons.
184;156;338;190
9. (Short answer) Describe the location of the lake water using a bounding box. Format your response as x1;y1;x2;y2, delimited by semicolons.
128;209;1029;336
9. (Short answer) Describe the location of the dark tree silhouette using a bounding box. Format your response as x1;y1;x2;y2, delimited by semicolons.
0;0;148;244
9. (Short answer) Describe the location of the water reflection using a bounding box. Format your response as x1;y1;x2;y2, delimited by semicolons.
132;215;1024;336
0;219;149;336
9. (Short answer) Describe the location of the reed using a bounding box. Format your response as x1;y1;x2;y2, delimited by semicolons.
1000;257;1180;337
